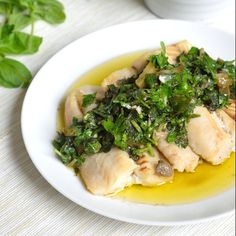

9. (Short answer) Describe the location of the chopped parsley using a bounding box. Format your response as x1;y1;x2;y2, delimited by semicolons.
53;43;235;167
82;93;96;107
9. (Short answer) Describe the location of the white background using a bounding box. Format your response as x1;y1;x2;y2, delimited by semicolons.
0;0;235;235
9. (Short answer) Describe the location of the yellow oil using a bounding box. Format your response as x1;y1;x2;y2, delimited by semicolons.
116;152;235;205
58;51;235;205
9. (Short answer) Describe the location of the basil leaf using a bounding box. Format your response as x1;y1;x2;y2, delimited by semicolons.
32;0;65;24
0;25;42;54
8;12;32;31
0;24;13;37
0;57;32;88
0;3;9;14
145;74;157;88
16;0;33;8
0;0;18;3
0;0;65;89
82;93;96;107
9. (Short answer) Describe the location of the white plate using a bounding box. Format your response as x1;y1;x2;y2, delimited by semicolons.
21;20;235;226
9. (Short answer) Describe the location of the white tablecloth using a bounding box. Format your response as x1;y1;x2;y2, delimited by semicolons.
0;0;235;235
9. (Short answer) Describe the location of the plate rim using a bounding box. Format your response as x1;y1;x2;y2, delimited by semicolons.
21;19;235;226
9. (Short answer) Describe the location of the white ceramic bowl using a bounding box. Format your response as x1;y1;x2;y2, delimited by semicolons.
21;20;235;226
145;0;234;21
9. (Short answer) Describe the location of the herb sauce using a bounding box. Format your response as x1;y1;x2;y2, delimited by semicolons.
57;51;235;205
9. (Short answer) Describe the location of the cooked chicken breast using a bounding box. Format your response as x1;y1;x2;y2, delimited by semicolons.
164;40;192;64
80;147;174;195
64;86;105;127
135;40;192;88
132;51;155;74
154;131;199;172
61;40;235;199
135;62;157;88
101;68;137;89
133;148;173;186
64;92;83;128
215;110;235;150
80;148;137;195
76;85;105;114
223;99;235;120
132;40;192;75
187;106;233;165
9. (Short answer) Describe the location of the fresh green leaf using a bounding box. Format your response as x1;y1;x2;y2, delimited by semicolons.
0;57;32;88
82;93;96;108
0;0;65;89
52;133;78;165
102;117;128;150
150;53;169;69
0;24;14;38
149;42;170;69
84;140;101;154
8;12;32;30
0;2;9;14
0;0;18;3
16;0;34;8
167;131;177;143
131;120;142;133
32;0;66;24
102;118;115;132
0;25;42;54
160;41;166;54
144;73;157;88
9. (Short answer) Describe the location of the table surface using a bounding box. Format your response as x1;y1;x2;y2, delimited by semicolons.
0;0;235;235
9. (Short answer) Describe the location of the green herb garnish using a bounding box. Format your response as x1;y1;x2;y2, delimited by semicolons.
82;93;96;107
53;43;235;167
0;0;65;88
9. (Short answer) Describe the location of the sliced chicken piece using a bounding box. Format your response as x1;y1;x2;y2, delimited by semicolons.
64;86;104;128
164;40;192;64
133;148;173;186
132;40;192;75
215;110;235;150
187;106;233;165
135;40;192;88
76;85;105;114
64;92;83;128
164;40;191;64
135;62;157;88
153;131;199;172
132;50;156;74
101;67;137;89
80;148;137;195
223;99;235;120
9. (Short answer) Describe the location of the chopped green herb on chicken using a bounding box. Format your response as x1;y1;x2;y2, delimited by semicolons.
53;43;235;168
82;93;96;107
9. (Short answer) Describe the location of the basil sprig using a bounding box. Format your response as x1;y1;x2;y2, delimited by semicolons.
0;0;65;88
